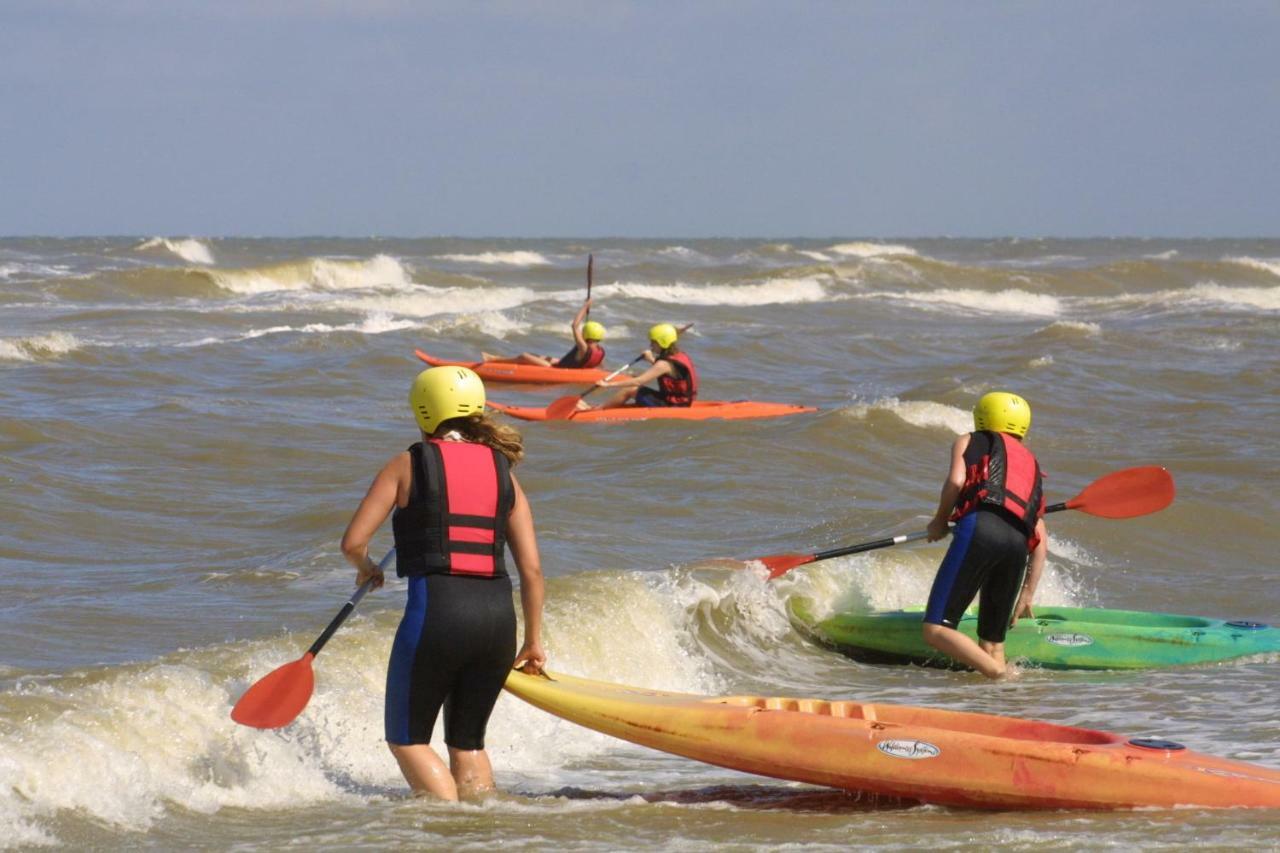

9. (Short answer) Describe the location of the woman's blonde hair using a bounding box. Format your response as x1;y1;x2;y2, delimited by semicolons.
433;413;524;465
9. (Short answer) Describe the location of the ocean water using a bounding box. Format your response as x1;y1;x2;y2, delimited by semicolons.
0;236;1277;848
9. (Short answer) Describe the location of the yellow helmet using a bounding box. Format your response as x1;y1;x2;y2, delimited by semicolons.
973;391;1031;438
582;320;606;342
409;366;485;434
648;322;678;350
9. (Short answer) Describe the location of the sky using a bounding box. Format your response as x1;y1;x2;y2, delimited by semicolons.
1;1;1277;238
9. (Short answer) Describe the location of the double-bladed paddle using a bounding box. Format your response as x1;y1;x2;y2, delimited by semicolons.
752;465;1175;580
230;548;395;729
544;353;649;420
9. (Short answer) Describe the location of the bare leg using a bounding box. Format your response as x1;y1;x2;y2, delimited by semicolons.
922;623;1006;678
582;387;638;411
388;743;459;801
448;747;496;800
481;352;555;367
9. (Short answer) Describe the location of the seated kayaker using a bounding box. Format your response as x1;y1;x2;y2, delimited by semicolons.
482;299;606;369
921;391;1049;679
580;323;698;411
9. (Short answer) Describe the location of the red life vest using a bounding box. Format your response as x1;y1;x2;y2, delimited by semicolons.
391;439;515;578
559;342;605;370
656;352;698;406
950;431;1045;548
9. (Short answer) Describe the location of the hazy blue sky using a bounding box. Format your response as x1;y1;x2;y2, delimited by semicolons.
2;1;1277;237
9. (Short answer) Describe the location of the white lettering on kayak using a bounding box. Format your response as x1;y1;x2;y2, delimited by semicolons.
876;739;940;760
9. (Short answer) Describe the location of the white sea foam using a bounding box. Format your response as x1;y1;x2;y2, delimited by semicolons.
827;241;919;259
1144;249;1179;260
796;250;833;262
1185;282;1280;310
434;251;551;266
137;237;215;265
332;285;538;318
208;255;413;295
0;332;82;362
1041;320;1101;336
1028;355;1054;368
0;262;76;281
1225;256;1280;278
597;276;828;306
839;397;972;434
861;288;1062;317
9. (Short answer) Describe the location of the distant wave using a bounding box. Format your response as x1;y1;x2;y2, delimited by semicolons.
1085;282;1280;313
827;241;920;259
434;251;551;266
208;254;412;295
137;237;215;265
0;332;82;362
860;288;1062;317
1226;256;1280;278
1035;320;1102;338
332;285;538;318
839;397;972;434
597;276;828;307
0;262;76;282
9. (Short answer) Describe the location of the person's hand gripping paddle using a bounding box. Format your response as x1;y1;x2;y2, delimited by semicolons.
231;549;395;729
751;466;1175;579
544;353;648;420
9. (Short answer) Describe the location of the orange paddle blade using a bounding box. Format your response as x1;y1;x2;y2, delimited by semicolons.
230;652;316;729
545;395;581;420
756;553;816;579
1064;465;1175;519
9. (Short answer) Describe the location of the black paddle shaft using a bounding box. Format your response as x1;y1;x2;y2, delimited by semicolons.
307;548;395;657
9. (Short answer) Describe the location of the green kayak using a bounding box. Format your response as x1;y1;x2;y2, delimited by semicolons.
787;598;1280;671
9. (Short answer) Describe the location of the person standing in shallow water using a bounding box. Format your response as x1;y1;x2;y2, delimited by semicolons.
481;298;606;369
340;366;546;800
922;391;1048;679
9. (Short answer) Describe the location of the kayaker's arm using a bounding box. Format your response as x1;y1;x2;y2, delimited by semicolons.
507;475;546;673
597;360;671;389
1012;519;1048;625
927;434;970;541
569;298;592;352
340;452;407;590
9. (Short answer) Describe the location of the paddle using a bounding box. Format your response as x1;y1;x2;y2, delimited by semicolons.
753;465;1175;580
586;253;593;314
544;353;648;420
231;548;396;729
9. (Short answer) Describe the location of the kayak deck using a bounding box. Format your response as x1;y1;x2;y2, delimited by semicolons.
788;598;1280;670
414;349;612;384
488;399;819;422
504;669;1280;809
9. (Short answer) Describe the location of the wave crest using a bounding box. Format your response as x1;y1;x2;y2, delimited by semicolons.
598;277;828;307
0;332;82;362
137;238;215;265
208;255;412;295
435;251;551;266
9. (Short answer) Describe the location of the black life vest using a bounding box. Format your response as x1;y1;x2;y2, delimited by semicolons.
951;431;1045;543
557;342;605;370
392;439;515;578
656;352;698;406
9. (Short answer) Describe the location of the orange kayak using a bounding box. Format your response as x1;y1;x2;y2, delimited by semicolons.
488;399;818;422
504;670;1280;809
414;349;612;384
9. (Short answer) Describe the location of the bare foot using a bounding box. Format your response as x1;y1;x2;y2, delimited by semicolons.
481;351;500;362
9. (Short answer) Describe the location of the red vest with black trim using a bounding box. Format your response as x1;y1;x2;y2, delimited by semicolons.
558;342;605;370
950;430;1045;546
657;352;698;406
391;439;515;578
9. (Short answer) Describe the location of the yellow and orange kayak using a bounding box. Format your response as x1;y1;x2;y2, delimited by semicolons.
414;349;612;384
488;399;818;422
504;669;1280;810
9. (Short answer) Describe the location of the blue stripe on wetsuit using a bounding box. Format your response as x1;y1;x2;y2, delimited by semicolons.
923;511;978;626
385;575;428;744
